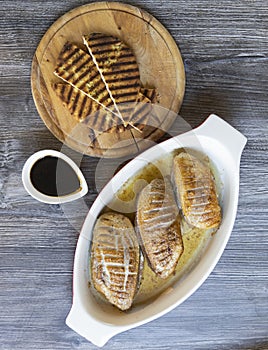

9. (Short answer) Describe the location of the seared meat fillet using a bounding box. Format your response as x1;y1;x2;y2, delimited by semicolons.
172;152;221;229
136;178;184;279
91;212;141;311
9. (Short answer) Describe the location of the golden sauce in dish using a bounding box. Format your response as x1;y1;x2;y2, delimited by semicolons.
90;149;220;309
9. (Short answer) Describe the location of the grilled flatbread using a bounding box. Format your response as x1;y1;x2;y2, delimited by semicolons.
134;88;162;130
140;88;159;104
53;83;123;132
53;37;160;134
128;93;153;126
83;33;141;122
91;212;141;311
54;42;120;119
130;91;162;128
120;87;160;130
172;152;221;229
136;178;184;279
53;83;100;122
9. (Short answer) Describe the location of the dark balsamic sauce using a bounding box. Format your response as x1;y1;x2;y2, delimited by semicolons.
30;156;80;197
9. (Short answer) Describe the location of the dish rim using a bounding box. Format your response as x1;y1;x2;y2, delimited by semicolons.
21;149;88;204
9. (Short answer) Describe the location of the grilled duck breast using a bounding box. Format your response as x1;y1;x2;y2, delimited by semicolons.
136;178;184;279
172;152;221;229
91;212;141;311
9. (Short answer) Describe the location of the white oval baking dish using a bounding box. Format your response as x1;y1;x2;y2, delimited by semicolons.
66;114;247;347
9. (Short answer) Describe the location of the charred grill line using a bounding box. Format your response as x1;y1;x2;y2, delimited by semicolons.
60;45;80;62
66;84;73;103
111;60;138;67
105;74;140;83
89;39;120;48
103;67;140;76
72;61;97;85
72;92;80;112
109;81;141;90
96;51;135;61
112;90;140;99
78;94;89;118
82;33;143;129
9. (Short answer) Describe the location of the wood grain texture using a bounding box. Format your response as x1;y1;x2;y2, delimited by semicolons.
0;1;267;350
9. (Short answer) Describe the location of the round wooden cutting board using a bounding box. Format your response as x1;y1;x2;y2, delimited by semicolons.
31;2;185;158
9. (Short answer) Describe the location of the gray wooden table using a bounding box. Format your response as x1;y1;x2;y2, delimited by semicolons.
1;1;267;349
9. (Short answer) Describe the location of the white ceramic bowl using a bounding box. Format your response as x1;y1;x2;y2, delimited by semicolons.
22;149;88;204
66;114;247;346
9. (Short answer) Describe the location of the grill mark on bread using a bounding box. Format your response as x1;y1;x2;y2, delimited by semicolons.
54;37;159;134
105;79;140;89
97;51;134;61
72;63;98;86
72;92;80;112
89;38;119;48
54;42;122;120
69;53;87;68
63;46;80;62
60;83;66;96
105;74;140;84
53;83;120;133
66;84;72;102
57;52;90;77
83;34;141;127
78;94;88;118
111;59;138;67
102;67;140;76
141;88;159;104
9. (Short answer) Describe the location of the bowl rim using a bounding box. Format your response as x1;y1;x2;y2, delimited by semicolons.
21;149;88;204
